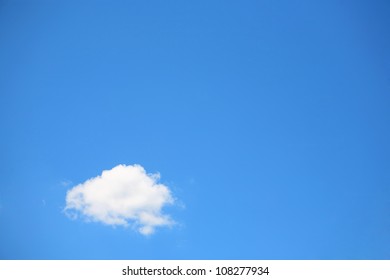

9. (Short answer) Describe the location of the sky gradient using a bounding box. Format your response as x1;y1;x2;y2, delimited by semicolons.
0;0;389;259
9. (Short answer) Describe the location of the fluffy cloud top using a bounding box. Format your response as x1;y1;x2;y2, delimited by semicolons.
64;164;175;235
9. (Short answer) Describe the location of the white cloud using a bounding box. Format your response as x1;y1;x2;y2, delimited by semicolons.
60;180;72;187
64;164;175;235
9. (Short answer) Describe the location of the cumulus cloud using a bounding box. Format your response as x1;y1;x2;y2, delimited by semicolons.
64;164;175;235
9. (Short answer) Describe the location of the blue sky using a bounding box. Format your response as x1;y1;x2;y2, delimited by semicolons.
0;0;389;259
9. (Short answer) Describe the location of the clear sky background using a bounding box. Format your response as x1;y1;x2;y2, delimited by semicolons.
0;0;389;259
